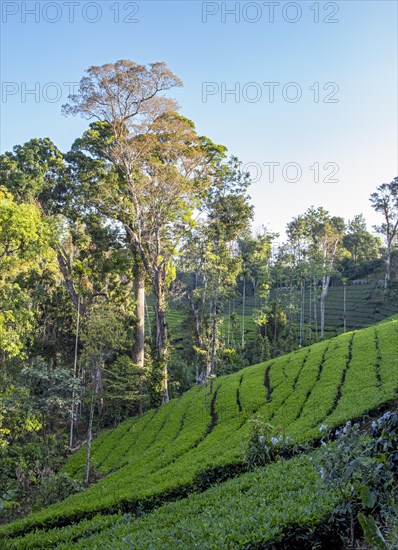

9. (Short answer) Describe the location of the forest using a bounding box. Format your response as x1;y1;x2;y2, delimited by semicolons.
0;60;397;548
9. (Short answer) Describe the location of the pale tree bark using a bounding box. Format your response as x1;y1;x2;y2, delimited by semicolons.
155;273;169;404
57;248;81;313
125;225;170;404
196;266;220;391
132;253;146;369
320;275;330;338
319;238;339;338
299;281;305;346
186;273;208;385
313;277;318;340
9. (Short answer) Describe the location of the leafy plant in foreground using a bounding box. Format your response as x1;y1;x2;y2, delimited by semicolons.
318;411;398;548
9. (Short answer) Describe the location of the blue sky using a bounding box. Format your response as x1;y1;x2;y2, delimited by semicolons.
1;0;397;237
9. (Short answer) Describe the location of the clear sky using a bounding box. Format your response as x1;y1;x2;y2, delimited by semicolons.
1;0;397;238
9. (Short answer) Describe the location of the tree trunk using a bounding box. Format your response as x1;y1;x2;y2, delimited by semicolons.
155;276;169;404
85;362;100;484
343;283;347;333
320;275;330;338
313;277;318;340
57;249;81;313
385;241;391;289
145;297;152;343
69;296;81;448
232;297;236;346
241;276;246;350
128;229;169;405
308;282;312;342
209;296;218;394
187;292;205;386
299;281;305;346
227;299;231;346
132;255;145;369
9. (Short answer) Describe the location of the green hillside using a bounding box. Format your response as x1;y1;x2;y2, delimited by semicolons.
7;454;339;549
151;283;398;347
1;317;397;548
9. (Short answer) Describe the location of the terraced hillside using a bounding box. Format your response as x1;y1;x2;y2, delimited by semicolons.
150;283;398;346
1;317;397;548
6;454;340;549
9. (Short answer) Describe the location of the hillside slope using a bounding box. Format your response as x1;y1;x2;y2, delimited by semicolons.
155;283;398;348
7;453;341;549
1;317;397;543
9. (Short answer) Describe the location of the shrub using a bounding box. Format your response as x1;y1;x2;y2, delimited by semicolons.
244;414;291;468
370;411;398;479
32;473;83;511
318;412;398;548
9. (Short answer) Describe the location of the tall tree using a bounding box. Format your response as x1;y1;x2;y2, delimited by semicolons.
0;187;52;361
64;60;224;404
182;158;253;388
339;214;381;280
285;207;346;339
0;140;137;441
302;207;345;338
237;232;273;349
370;178;398;288
62;60;183;391
343;214;379;263
0;138;81;311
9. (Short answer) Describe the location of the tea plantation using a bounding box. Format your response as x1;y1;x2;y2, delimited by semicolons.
1;317;397;549
159;282;398;347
